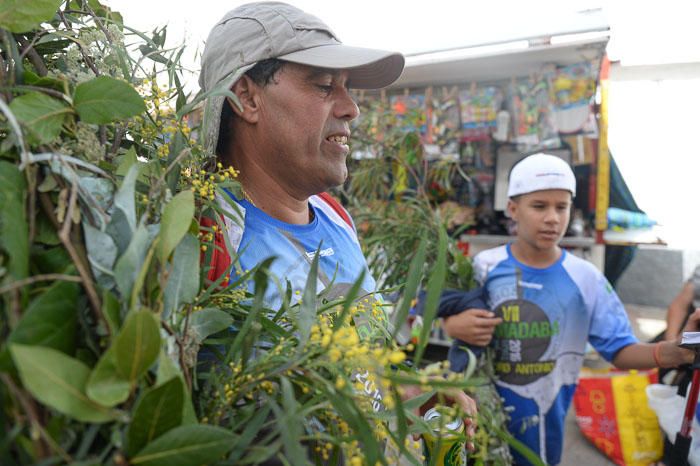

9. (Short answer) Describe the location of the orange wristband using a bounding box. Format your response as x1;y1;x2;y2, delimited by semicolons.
653;342;663;367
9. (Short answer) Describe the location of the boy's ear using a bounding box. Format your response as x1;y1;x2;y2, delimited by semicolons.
506;198;518;219
229;75;260;124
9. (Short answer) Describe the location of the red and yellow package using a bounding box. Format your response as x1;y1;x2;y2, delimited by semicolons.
573;368;662;466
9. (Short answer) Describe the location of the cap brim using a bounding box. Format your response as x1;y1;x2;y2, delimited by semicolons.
278;44;404;89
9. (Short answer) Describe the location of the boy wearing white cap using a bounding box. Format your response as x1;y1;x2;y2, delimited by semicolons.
443;153;700;465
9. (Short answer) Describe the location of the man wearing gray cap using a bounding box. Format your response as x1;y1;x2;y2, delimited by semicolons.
198;1;476;461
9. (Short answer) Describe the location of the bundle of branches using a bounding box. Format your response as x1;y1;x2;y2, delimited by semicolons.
0;2;483;465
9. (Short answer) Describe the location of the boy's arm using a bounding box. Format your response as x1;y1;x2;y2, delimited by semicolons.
613;308;700;369
442;310;502;346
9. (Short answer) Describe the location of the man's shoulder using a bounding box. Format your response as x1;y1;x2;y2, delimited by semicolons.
310;193;356;233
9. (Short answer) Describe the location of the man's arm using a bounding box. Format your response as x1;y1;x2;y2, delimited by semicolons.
665;281;694;341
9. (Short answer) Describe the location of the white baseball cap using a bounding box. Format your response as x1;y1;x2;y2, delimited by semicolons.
199;2;405;155
507;153;576;198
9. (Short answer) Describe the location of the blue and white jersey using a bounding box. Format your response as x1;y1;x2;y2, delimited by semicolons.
219;191;377;310
474;244;637;466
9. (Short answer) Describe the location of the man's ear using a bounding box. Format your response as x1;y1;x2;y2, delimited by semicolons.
230;75;260;123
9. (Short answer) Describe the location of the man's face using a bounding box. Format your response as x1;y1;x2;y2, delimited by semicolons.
507;189;572;252
252;63;359;196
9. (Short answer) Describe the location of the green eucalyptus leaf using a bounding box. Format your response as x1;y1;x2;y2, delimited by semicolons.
114;223;150;299
126;377;184;456
116;147;138;177
189;308;233;343
0;161;29;280
114;163;140;234
0;0;62;33
7;280;79;353
74;76;146;124
83;222;117;289
9;344;114;423
163;234;199;319
9;92;70;144
130;425;235;466
85;346;130;407
114;310;160;382
157;189;194;262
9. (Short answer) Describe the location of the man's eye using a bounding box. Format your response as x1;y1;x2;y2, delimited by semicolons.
317;84;333;94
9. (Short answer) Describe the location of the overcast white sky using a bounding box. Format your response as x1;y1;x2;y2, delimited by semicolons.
109;0;700;250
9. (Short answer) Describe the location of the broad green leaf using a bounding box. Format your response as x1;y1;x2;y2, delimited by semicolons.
0;0;62;33
155;352;196;426
114;223;150;299
7;280;79;353
114;310;160;382
130;425;235;466
163;234;199;319
74;76;146;124
0;161;28;280
157;190;194;262
126;377;184;456
102;289;121;336
9;344;114;423
188;308;232;343
9;92;70;144
85;347;130;407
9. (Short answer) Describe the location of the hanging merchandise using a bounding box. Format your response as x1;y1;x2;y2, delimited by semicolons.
509;74;560;149
424;86;461;161
390;93;427;134
548;61;598;133
351;95;384;160
459;85;503;141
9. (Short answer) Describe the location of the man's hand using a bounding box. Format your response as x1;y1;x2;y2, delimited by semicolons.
402;385;478;451
442;309;502;346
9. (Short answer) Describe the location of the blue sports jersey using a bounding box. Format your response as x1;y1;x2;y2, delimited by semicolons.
473;244;638;465
220;191;377;310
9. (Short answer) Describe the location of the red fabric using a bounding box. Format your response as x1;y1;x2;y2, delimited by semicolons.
316;192;353;228
200;215;231;286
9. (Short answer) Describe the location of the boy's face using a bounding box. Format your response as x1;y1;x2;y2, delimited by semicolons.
507;189;572;252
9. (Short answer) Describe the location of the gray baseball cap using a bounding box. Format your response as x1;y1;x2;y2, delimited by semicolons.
199;1;405;155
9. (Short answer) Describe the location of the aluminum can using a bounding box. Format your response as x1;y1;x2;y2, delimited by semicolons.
421;407;467;466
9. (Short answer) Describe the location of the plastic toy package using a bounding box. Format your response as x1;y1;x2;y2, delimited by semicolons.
424;86;461;161
508;75;560;148
459;85;503;141
390;93;427;135
549;61;597;111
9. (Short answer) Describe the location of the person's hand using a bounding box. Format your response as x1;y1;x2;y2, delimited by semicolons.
682;308;700;333
442;309;502;346
401;385;478;451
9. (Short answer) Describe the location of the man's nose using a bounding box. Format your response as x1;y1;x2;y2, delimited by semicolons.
335;88;360;122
